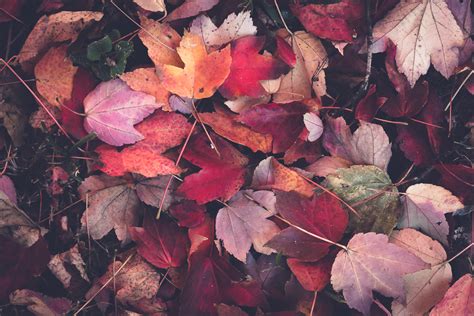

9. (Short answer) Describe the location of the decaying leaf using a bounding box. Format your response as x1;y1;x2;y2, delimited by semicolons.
216;190;280;262
18;11;103;71
156;31;231;99
10;289;72;316
83;79;160;146
331;232;428;315
190;11;257;49
371;0;465;86
398;183;464;245
47;244;89;289
325;165;399;234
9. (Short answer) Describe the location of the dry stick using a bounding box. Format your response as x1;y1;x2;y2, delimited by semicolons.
157;120;197;219
0;58;74;143
38;198;85;224
394;162;415;186
319;106;408;126
444;69;473;111
74;252;135;316
310;291;318;316
191;99;220;156
110;0;175;51
0;8;23;24
273;0;293;35
0;145;12;176
445;243;474;265
299;173;360;217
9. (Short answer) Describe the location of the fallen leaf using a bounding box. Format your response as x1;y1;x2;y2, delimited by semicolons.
79;174;176;242
398;183;464;245
325;165;400;234
323;117;392;171
200;106;272;153
219;36;289;99
291;0;364;42
304;112;323;142
239;102;307;153
216;190;280;262
138;15;182;67
331;232;428;315
0;236;50;301
371;0;465;86
190;11;257;49
83;79;161;146
306;156;352;178
251;157;314;198
266;191;348;262
166;0;219;21
430;274;474;316
177;133;248;204
287;251;336;291
9;289;72;316
273;31;328;103
390;229;452;316
18;11;103;72
435;164;474;204
133;0;165;12
0;175;17;205
120;67;171;111
96;110;191;177
396;124;434;166
169;200;206;228
47;244;89;289
34;45;77;108
156;31;231;99
130;213;188;269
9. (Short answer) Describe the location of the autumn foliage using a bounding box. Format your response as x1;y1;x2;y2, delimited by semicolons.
0;0;473;315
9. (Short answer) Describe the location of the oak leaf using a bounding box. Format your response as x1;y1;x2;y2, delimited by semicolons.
330;232;428;315
156;32;231;99
266;191;348;262
18;11;103;71
190;11;257;49
371;0;465;86
83;79;161;146
398;183;464;245
177;133;248;204
34;45;77;108
216;190;280;262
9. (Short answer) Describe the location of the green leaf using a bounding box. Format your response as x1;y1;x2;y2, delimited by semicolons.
87;35;113;61
325;165;399;234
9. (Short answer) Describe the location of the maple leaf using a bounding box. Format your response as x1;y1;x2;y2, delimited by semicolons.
138;15;182;67
287;251;336;292
34;45;77;108
178;133;248;204
396;124;435;166
129;214;188;269
79;174;176;241
330;232;428;315
0;236;50;301
96;110;191;177
83;79;161;146
251;157;314;198
238;102;307;153
120;68;171;111
398;183;464;245
266;191;348;262
190;11;257;49
371;0;465;86
389;229;452;315
219;36;289;99
215;190;280;262
133;0;165;12
169;200;206;228
273;31;328;103
323;117;392;171
291;0;364;42
325;165;400;234
156;31;231;99
430;274;474;315
165;0;219;22
9;289;72;316
18;11;103;71
200;106;272;153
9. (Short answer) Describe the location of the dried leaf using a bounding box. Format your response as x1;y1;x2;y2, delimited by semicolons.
10;289;72;316
133;0;165;12
430;274;474;316
166;0;219;21
48;244;89;289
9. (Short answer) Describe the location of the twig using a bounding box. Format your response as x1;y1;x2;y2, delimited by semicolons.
273;0;293;35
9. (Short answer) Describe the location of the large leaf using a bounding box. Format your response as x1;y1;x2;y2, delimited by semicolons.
398;183;464;245
430;274;474;315
325;165;399;234
371;0;465;86
266;191;348;262
156;32;231;99
331;232;428;315
83;79;160;146
215;190;280;262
